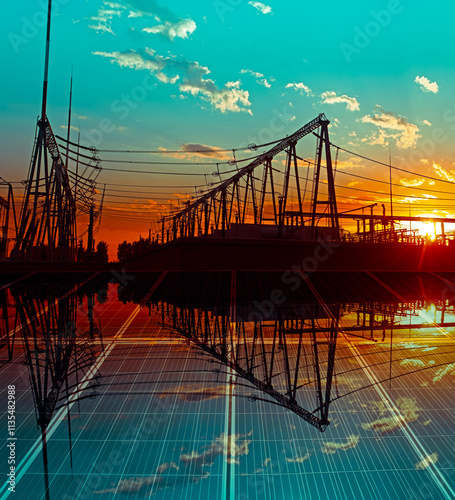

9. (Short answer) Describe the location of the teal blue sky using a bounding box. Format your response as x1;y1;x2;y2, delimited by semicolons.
1;0;455;246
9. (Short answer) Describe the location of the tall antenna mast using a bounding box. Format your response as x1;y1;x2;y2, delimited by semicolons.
41;0;53;122
389;147;393;221
65;67;73;170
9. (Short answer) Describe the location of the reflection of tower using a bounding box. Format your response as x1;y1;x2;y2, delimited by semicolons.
12;282;102;500
159;303;339;431
0;288;17;368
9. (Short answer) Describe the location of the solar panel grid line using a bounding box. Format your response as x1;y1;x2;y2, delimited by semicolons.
1;279;161;499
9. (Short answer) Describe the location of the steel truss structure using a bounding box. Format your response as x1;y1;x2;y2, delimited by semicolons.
11;0;100;263
159;114;340;244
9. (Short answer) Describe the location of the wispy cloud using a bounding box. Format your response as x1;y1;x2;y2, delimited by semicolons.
433;163;455;183
89;0;197;40
432;362;455;383
96;432;252;495
241;69;274;88
286;82;312;95
321;435;359;455
89;1;126;34
248;1;272;14
400;177;426;187
143;19;196;41
361;107;420;149
321;91;359;111
415;75;439;94
93;49;252;114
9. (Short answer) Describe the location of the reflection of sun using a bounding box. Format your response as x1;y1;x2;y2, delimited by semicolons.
413;221;436;240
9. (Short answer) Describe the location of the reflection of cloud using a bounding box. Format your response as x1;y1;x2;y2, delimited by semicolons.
415;76;439;94
415;453;439;470
95;432;252;495
361;107;420;149
159;384;228;402
361;397;420;435
399;342;437;352
321;91;359;111
250;457;272;474
93;49;252;114
321;435;359;455
285;452;311;463
400;359;425;368
433;362;455;383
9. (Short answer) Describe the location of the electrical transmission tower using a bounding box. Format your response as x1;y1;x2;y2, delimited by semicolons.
11;1;100;262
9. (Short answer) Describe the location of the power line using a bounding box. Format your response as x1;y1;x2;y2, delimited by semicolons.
333;143;455;186
55;135;284;154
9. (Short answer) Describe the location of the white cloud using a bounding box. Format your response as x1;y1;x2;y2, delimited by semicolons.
416;453;439;470
400;177;426;187
321;435;359;455
88;1;126;34
89;1;197;40
433;163;455;183
286;82;312;95
93;48;252;114
248;1;272;14
422;119;432;126
415;76;439;94
241;69;274;88
321;91;360;111
361;107;420;149
59;125;80;132
143;18;196;41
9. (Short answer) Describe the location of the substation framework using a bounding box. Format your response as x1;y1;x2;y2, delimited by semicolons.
10;0;101;263
159;114;340;244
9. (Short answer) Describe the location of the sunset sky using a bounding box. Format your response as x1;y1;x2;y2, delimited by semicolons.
1;0;455;257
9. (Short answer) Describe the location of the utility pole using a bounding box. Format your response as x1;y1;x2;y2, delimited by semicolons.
87;205;94;261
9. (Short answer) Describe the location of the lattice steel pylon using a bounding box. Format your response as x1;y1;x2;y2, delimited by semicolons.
157;114;340;244
11;0;99;262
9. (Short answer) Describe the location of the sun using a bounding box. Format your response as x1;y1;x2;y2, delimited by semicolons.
413;221;437;240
